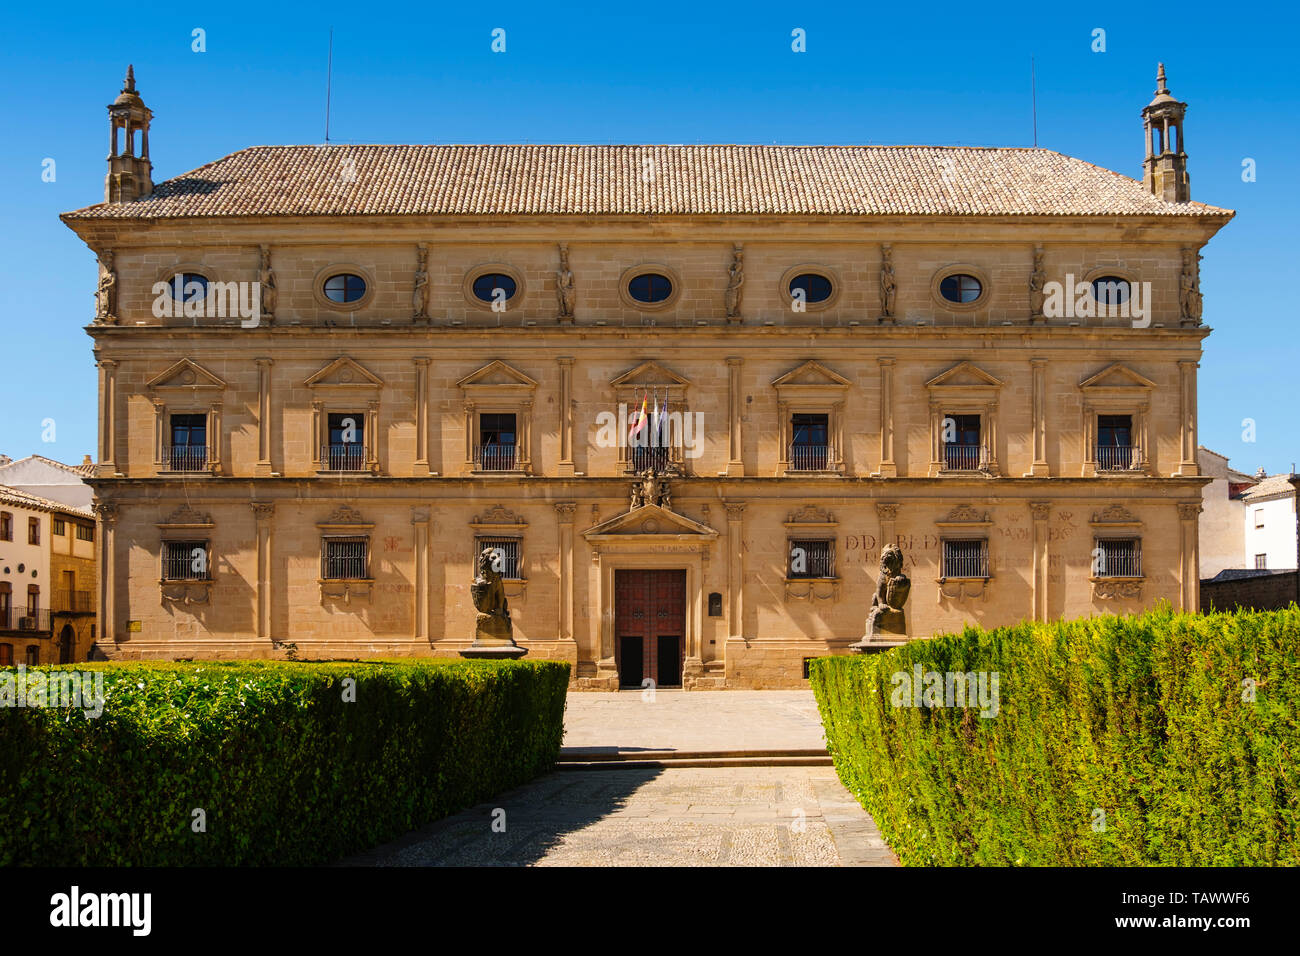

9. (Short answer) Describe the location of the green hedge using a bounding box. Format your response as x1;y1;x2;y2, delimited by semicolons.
0;657;569;865
810;606;1300;866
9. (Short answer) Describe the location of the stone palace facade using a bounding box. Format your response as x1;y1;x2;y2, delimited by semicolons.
61;66;1233;687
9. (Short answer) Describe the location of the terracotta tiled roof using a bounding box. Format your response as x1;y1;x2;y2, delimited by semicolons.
0;484;93;518
61;145;1234;220
1241;475;1298;502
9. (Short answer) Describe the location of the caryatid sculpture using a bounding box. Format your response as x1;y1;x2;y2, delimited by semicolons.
850;544;910;651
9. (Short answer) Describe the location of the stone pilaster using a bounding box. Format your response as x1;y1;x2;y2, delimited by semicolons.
725;501;745;639
1178;501;1202;610
1030;502;1051;620
255;358;273;476
876;502;899;551
252;501;274;639
1028;358;1050;476
876;357;897;477
97;359;119;477
413;357;430;475
1177;359;1199;476
411;506;431;641
726;357;744;476
557;357;575;477
93;501;118;644
555;503;575;642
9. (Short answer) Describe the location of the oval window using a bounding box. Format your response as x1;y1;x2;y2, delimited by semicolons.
1091;276;1131;307
472;273;518;303
939;273;982;304
323;273;367;304
168;273;208;302
789;273;833;304
627;272;673;304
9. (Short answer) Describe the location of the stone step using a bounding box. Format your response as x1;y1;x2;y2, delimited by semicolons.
556;748;834;770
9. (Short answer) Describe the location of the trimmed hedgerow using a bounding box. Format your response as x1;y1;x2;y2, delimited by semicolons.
810;606;1300;866
0;657;568;865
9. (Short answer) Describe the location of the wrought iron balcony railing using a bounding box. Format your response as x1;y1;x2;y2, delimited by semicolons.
0;608;52;633
475;443;518;472
321;443;367;472
788;443;829;472
942;443;987;471
162;445;209;472
52;590;94;614
625;445;678;474
1095;445;1142;471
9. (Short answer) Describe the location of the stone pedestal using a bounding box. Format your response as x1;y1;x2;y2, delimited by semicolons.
460;610;528;659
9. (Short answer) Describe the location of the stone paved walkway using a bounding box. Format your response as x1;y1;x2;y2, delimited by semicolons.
560;689;828;753
346;690;898;866
347;766;898;866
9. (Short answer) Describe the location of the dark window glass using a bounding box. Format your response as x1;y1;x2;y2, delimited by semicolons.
168;273;209;302
76;524;94;542
162;541;210;581
1092;276;1131;307
170;414;207;448
939;273;982;304
789;273;833;304
328;413;364;446
627;273;673;304
25;645;38;666
0;512;10;541
472;273;517;303
478;538;520;579
0;645;11;666
1098;415;1132;447
789;413;829;470
53;519;65;536
480;413;516;447
323;273;367;303
28;518;39;546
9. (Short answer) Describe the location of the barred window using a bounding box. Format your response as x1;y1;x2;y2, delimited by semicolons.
53;518;66;536
788;539;835;579
477;538;521;579
162;540;210;581
942;539;989;579
1094;538;1142;578
323;536;369;580
76;523;95;542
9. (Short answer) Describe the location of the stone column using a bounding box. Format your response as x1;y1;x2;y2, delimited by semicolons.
557;357;575;477
411;507;430;642
255;358;273;477
98;359;119;476
1030;502;1050;621
310;399;323;470
928;399;943;476
366;400;380;473
556;503;575;643
1029;358;1050;476
207;402;223;475
726;357;744;476
725;502;745;640
151;399;165;468
876;357;897;477
876;502;899;552
1177;359;1199;476
413;357;430;475
252;501;274;639
94;501;118;644
1178;502;1202;611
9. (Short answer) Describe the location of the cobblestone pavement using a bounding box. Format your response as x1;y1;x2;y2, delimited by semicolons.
560;689;829;753
347;766;898;867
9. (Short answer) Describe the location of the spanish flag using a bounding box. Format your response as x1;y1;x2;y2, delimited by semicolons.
628;391;649;443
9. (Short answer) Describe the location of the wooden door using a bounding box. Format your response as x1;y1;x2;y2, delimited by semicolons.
615;569;685;688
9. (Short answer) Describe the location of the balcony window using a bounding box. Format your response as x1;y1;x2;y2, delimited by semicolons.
76;523;94;542
477;413;518;471
322;536;369;580
942;539;989;579
167;413;209;472
162;540;211;582
1096;415;1137;471
943;414;983;471
789;414;829;471
28;517;40;545
1255;554;1267;570
788;539;835;579
323;413;367;471
1094;538;1142;578
0;585;9;629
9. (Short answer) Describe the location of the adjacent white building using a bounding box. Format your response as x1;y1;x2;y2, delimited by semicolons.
1242;475;1298;572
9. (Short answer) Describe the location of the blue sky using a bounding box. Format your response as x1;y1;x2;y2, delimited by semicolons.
1;0;1295;473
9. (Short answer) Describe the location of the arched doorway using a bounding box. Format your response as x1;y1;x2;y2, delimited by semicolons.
59;624;75;664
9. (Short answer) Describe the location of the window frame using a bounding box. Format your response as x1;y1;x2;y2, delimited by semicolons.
618;264;683;312
463;263;526;313
786;537;836;580
312;263;377;312
940;537;990;581
0;511;10;542
28;516;40;546
161;539;212;582
930;264;991;312
779;264;842;313
321;535;371;582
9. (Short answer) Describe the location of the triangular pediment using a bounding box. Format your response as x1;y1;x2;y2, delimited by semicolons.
925;361;1003;389
771;360;852;389
304;356;384;389
1079;363;1157;390
456;360;538;390
584;503;718;539
610;361;692;390
147;359;226;391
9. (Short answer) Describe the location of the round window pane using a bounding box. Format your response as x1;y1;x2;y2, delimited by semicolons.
324;273;367;303
1092;276;1131;306
628;272;673;304
472;273;517;303
939;273;982;304
789;273;833;304
169;273;209;302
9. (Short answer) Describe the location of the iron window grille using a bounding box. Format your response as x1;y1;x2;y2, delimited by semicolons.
476;538;521;579
322;536;369;580
162;540;211;581
1094;538;1142;578
788;539;835;579
942;539;989;579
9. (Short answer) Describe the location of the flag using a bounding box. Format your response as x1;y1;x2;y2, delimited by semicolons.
656;389;668;448
628;390;649;444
